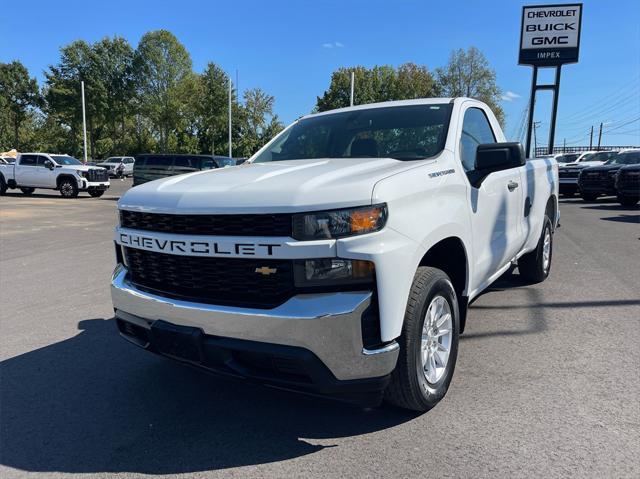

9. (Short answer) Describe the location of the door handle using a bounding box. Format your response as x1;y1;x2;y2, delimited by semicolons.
507;181;519;192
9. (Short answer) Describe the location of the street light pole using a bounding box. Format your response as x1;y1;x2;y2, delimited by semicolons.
228;78;232;158
350;71;355;107
81;81;88;163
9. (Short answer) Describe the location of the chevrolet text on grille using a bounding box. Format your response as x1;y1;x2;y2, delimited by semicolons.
118;232;281;256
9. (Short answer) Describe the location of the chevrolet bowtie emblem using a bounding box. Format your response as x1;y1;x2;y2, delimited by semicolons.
255;266;277;275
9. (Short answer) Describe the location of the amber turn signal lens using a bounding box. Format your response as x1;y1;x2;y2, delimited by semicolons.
351;207;384;233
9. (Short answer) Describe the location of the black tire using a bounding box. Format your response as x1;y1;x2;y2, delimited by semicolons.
58;178;79;198
385;267;459;412
88;189;105;198
0;176;7;195
617;195;639;207
20;187;35;195
581;192;598;201
519;216;553;283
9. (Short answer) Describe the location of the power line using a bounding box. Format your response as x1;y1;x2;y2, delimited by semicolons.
558;75;640;123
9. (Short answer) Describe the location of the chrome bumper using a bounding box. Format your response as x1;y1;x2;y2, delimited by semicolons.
110;265;399;381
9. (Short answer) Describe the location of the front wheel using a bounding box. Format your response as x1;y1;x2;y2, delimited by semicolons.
20;187;35;195
385;267;459;412
58;178;79;198
617;195;639;207
519;216;553;283
88;189;105;198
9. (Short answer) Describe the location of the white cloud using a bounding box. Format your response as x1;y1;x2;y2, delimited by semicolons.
501;91;521;102
322;41;344;49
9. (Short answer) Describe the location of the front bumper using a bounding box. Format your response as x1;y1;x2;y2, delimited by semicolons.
111;265;399;402
79;179;110;191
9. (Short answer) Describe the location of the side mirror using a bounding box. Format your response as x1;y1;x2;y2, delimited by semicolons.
44;159;55;170
470;142;525;187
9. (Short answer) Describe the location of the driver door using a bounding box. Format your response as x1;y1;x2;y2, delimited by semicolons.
459;106;525;291
36;155;56;187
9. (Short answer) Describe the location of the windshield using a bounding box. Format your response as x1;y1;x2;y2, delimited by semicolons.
253;104;453;163
556;154;580;163
51;155;82;166
609;151;640;165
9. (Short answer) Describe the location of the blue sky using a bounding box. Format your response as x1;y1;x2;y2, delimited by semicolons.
2;0;639;148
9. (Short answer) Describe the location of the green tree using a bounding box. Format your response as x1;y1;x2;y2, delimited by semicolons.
237;88;283;157
316;63;437;112
196;62;233;155
134;30;193;152
91;37;136;155
45;40;95;158
436;47;504;124
0;61;41;149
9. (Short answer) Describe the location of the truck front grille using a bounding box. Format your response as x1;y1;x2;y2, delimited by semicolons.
87;168;109;182
559;169;581;179
124;248;295;309
120;210;293;237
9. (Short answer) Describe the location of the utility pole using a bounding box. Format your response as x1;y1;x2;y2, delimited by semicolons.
228;78;232;158
350;71;355;107
589;125;593;149
597;122;603;151
81;81;88;163
563;138;566;153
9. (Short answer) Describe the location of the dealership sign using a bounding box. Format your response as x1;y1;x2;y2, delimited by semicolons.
519;3;582;66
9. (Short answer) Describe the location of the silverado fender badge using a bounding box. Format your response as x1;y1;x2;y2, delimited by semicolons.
428;169;455;178
255;266;278;275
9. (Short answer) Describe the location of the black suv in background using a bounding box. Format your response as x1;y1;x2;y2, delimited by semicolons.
578;149;640;201
615;163;640;206
133;154;234;186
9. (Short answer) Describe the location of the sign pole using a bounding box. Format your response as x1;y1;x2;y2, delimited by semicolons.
547;65;562;154
525;66;538;158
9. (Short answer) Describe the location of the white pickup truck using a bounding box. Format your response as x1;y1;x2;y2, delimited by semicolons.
111;98;559;411
0;153;110;198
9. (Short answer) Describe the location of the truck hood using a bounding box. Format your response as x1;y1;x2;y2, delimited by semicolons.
119;157;422;214
564;160;606;167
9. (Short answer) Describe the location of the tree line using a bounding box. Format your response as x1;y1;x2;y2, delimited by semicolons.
1;30;504;160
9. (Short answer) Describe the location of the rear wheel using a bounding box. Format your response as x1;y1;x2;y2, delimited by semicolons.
58;178;79;198
88;189;105;198
0;176;7;195
519;216;553;283
617;195;639;206
581;192;598;201
20;187;35;195
385;267;459;412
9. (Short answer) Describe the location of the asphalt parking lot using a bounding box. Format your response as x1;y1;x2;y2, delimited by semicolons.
1;181;639;479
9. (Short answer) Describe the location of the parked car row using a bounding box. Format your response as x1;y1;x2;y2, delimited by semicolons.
0;152;249;198
578;149;640;205
543;149;640;206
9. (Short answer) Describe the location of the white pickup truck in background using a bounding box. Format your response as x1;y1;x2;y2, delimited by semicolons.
0;153;110;198
111;98;559;411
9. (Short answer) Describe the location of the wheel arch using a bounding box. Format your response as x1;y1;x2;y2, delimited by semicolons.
56;174;79;188
417;236;470;333
546;194;558;231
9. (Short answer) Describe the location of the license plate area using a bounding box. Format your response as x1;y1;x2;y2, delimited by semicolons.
150;320;203;362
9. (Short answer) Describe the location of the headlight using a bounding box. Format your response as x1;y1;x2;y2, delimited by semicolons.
293;258;374;288
77;170;86;177
292;204;387;240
